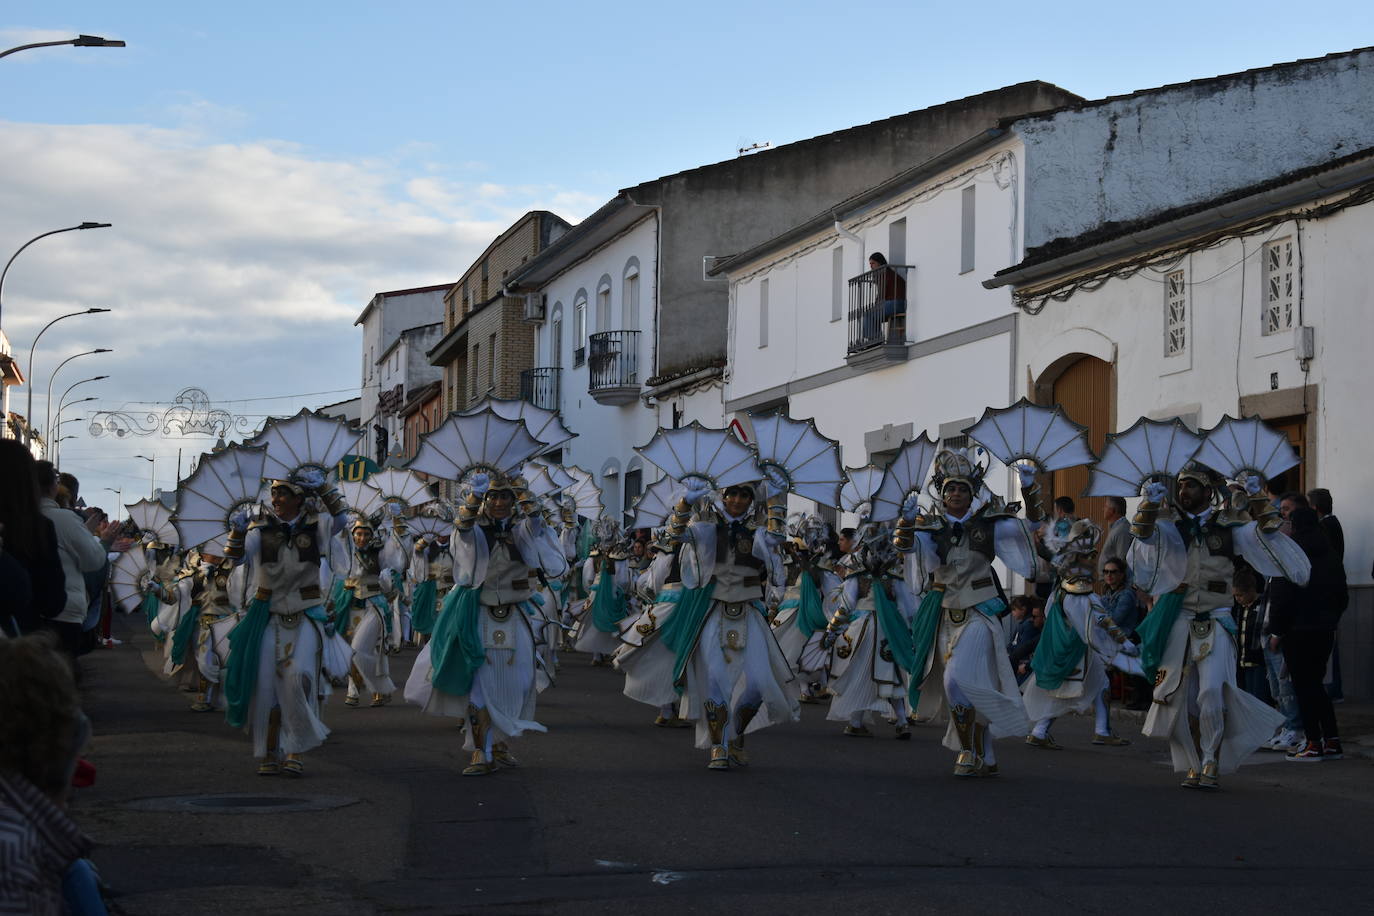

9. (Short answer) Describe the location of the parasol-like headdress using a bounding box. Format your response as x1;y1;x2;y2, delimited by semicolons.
562;465;604;519
1083;417;1203;497
171;445;267;552
869;433;939;523
750;413;845;506
244;408;362;488
628;476;682;530
462;397;575;456
109;549;154;613
127;497;179;547
1190;415;1299;483
634;421;761;493
840;465;885;515
407;408;544;489
962;398;1096;473
365;468;435;518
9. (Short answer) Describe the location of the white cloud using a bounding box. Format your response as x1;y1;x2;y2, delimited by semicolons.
0;118;607;506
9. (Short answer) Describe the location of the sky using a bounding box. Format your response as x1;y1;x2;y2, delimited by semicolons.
3;0;1372;513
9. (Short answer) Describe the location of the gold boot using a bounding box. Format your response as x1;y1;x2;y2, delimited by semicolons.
950;704;982;777
492;741;519;768
370;692;391;707
704;700;730;770
1198;758;1220;790
258;707;283;775
190;677;213;712
282;753;304;778
728;702;761;767
974;722;995;776
1180;767;1200;788
462;705;495;776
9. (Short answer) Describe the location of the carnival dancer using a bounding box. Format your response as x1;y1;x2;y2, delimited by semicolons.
820;524;916;739
168;550;246;712
574;520;632;666
771;518;842;705
408;528;454;648
222;473;353;777
1129;465;1307;789
403;473;569;776
333;516;403;707
666;482;799;770
615;527;692;728
1021;519;1143;748
893;450;1040;777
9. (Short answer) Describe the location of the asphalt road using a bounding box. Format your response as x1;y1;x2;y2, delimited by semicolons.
77;615;1374;915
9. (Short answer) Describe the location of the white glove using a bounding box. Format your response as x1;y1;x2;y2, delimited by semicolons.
1243;474;1263;496
899;493;921;521
469;473;491;497
1016;464;1038;489
296;467;326;490
229;507;252;533
1143;481;1168;504
683;482;711;505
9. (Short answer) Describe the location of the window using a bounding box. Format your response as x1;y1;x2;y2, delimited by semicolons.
573;293;588;366
623;462;643;526
596;275;613;331
888;218;907;267
550;303;564;368
758;278;769;348
488;333;498;389
1165;269;1187;357
1263;237;1295;335
960;186;976;274
623;259;640;330
831;246;844;322
470;343;479;401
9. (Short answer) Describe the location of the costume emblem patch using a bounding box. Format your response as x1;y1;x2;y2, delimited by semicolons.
295;533;313;550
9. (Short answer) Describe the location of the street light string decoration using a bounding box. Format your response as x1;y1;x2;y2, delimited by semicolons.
89;387;254;439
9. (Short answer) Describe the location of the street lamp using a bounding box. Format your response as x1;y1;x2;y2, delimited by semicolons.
51;375;106;442
104;487;122;522
0;224;112;329
23;308;111;438
44;349;111;454
0;35;126;61
134;454;155;498
52;397;97;466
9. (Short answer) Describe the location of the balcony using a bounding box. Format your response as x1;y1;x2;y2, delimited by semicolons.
846;264;912;368
587;329;640;406
520;367;561;411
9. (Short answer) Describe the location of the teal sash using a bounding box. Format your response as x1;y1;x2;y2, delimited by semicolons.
223;598;272;728
872;578;915;674
590;568;627;633
428;586;487;697
795;571;828;639
1031;594;1087;690
1135;590;1185;685
905;589;944;709
169;603;202;667
658;584;717;692
410;578;438;634
141;591;161;634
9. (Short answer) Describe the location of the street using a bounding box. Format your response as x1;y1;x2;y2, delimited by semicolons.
79;615;1374;915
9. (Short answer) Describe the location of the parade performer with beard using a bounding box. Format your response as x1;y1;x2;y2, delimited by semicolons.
222;471;353;777
894;449;1040;777
1130;461;1308;789
404;472;569;775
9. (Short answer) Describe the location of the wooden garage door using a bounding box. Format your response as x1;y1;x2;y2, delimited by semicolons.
1050;355;1112;528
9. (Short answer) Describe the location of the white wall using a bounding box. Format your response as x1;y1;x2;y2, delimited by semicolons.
1017;198;1374;585
357;289;445;431
532;217;661;508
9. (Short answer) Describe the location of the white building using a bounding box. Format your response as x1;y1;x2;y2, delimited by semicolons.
375;321;443;464
354;284;449;463
715;130;1027;527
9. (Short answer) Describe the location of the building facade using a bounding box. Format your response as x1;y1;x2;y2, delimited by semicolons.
355;284;450;462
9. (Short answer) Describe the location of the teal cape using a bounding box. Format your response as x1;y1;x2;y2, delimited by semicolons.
169;602;201;667
427;586;488;698
657;584;716;693
872;578;915;674
223;598;327;729
906;591;1004;709
589;568;628;634
410;578;439;634
1031;594;1087;690
1135;589;1185;685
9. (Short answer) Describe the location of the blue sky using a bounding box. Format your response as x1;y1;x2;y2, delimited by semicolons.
2;0;1371;506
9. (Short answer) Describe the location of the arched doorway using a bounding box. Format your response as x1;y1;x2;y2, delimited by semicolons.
1044;354;1114;528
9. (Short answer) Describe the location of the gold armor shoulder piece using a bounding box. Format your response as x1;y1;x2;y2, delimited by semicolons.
1213;509;1251;528
1060;575;1095;595
910;514;943;531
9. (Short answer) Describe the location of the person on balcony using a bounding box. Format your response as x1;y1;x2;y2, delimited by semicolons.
865;252;906;345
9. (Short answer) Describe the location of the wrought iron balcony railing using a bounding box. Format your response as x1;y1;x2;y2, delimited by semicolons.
587;330;640;405
847;264;912;356
519;367;560;411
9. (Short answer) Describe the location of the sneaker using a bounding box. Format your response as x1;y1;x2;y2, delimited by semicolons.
1265;729;1300;752
1323;739;1344;760
1286;742;1325;762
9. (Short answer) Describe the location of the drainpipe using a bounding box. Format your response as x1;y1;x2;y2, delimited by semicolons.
834;218;863;261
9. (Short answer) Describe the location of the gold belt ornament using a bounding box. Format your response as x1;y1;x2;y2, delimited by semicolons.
946;607;969;626
722;603;746;619
275;611;303;629
489;605;512;621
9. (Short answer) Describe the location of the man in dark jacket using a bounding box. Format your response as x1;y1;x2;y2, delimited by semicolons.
1268;506;1346;761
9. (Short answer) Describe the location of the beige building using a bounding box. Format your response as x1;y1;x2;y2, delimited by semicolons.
428;211;570;414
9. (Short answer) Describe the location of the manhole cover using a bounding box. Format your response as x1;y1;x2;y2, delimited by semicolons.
123;793;357;814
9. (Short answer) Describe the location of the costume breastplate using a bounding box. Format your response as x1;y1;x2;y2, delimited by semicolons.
251;515;324;614
428;552;454;583
481;539;532;607
932;514;996;564
1181;523;1238;614
346;547;383;598
194;563;235;614
934;539;999;609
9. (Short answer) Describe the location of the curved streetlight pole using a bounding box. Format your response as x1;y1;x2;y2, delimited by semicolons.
104;487;122;522
51;374;106;443
0;223;112;329
52;396;97;467
24;308;110;437
44;348;110;454
0;35;125;60
134;454;155;498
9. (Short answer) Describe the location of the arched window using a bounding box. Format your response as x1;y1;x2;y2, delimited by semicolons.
623;456;644;527
549;302;564;368
600;458;622;521
572;290;588;366
596;274;613;331
622;258;641;331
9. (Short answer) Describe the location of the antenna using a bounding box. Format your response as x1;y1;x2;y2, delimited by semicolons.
737;141;773;157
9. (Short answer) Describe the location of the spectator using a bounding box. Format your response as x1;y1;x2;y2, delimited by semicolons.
34;462;113;661
1269;506;1346;761
1097;497;1131;578
1099;556;1140;638
865;252;906;343
0;440;66;636
837;527;857;555
1307;487;1346;702
1232;567;1271;703
0;632;98;915
1010;598;1044;684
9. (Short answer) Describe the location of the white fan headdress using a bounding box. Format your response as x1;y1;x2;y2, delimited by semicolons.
634;421;761;493
1191;415;1299;484
172;445;267;552
629;476;682;530
520;462;565;500
1084;417;1203;497
407;408;544;489
532;461;577;492
365;468;435;518
749;413;845;506
840;465;885;516
127;497;179;547
962;398;1096;472
407;514;453;541
244;409;362;491
336;478;386;521
562;465;604;519
463;397;575;455
869;433;939;523
109;549;154;613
